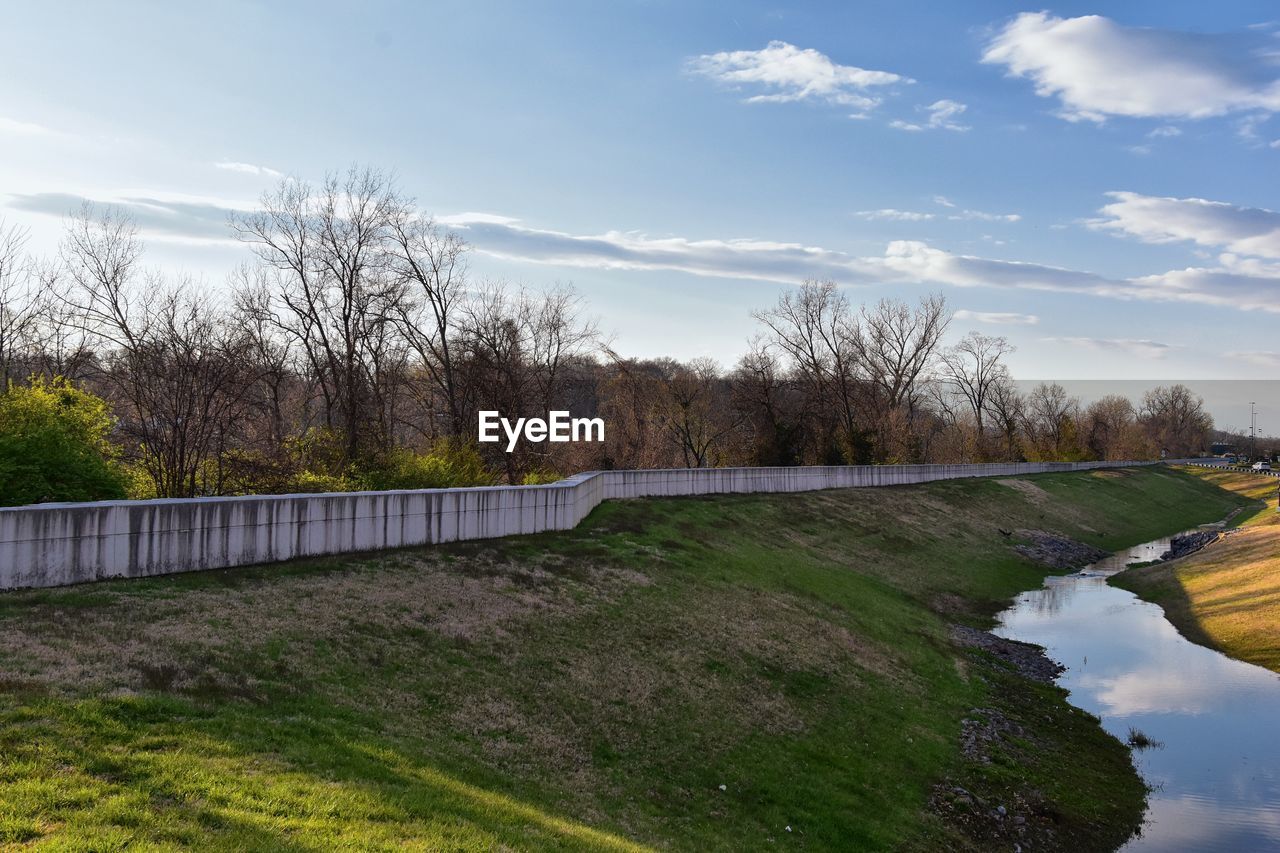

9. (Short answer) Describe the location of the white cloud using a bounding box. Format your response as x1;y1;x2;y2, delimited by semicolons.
214;161;284;178
1128;260;1280;313
933;195;956;208
9;192;1279;317
949;209;1021;223
890;99;970;132
687;41;910;113
1148;125;1183;138
982;12;1280;122
854;208;934;221
954;310;1039;325
1045;336;1174;358
1093;191;1280;259
924;99;969;131
444;215;1280;315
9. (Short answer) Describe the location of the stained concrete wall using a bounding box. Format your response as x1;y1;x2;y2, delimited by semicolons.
0;460;1154;590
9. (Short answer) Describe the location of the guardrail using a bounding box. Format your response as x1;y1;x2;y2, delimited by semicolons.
1179;461;1280;478
0;460;1157;591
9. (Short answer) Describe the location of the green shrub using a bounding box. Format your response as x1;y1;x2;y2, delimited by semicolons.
291;470;360;494
120;463;157;500
359;440;495;490
520;468;563;485
0;377;127;506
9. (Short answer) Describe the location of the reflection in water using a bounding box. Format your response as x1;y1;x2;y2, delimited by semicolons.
995;533;1280;851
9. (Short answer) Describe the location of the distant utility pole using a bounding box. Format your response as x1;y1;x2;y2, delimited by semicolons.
1251;401;1257;461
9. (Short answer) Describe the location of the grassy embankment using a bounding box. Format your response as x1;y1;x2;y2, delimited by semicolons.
1114;466;1280;672
0;466;1246;850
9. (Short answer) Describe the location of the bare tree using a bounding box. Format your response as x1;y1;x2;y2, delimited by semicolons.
233;166;410;463
387;213;470;437
232;265;297;452
853;294;950;460
1023;382;1081;460
1084;394;1150;461
938;331;1014;444
598;357;667;470
656;357;741;468
985;375;1025;461
731;339;799;466
854;294;950;412
1141;384;1212;457
61;206;255;496
459;281;599;480
26;259;96;381
0;221;42;390
753;280;866;462
60;203;144;352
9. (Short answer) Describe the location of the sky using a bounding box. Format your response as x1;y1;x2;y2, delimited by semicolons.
2;1;1280;406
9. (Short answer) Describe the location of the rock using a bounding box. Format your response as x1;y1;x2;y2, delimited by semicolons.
1160;531;1220;561
1013;529;1110;570
951;625;1065;684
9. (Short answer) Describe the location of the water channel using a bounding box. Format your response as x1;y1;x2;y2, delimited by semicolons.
994;531;1280;851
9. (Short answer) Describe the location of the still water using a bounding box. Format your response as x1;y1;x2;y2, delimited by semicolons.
994;533;1280;851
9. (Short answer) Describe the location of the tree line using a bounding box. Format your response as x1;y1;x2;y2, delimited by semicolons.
0;166;1214;504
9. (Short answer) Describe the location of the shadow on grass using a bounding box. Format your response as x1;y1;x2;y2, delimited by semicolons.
0;691;647;851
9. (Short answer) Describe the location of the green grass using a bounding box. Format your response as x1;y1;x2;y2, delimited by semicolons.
0;466;1245;850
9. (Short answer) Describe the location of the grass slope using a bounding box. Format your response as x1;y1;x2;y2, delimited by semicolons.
0;466;1243;850
1114;466;1280;673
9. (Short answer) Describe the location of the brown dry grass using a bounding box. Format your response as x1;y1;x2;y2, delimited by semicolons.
1116;466;1280;671
0;551;634;700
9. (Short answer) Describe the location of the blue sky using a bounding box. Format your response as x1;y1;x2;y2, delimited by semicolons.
3;1;1280;384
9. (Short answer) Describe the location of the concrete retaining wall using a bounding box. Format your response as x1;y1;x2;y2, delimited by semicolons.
0;460;1155;591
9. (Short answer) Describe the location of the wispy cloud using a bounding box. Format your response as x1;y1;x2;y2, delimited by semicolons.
925;99;969;131
892;99;970;132
687;41;910;114
933;195;956;208
214;161;284;178
1045;337;1175;358
0;116;61;137
443;214;1280;314
983;12;1280;122
10;191;1279;317
6;191;252;243
1148;125;1183;138
954;310;1039;325
853;208;934;221
949;208;1021;223
1226;350;1280;369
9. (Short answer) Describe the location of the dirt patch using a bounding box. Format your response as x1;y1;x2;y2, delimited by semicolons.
1013;529;1110;570
996;478;1050;504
